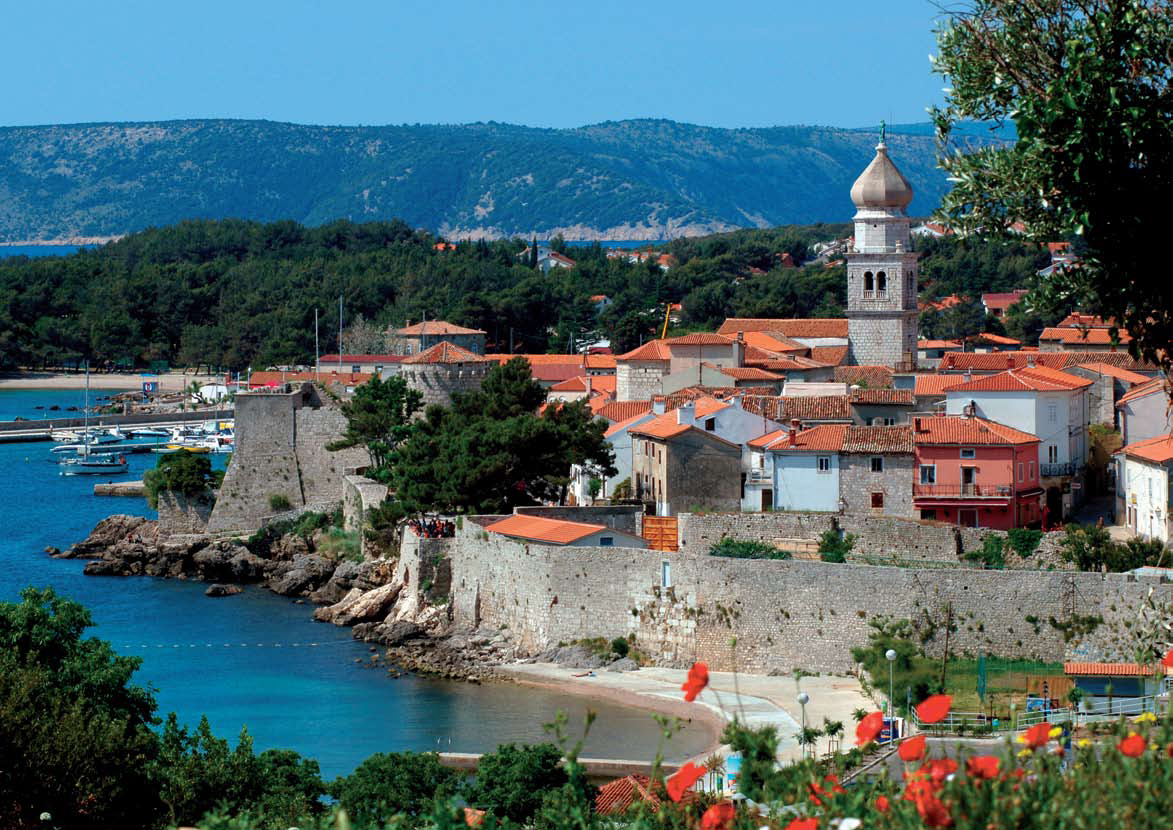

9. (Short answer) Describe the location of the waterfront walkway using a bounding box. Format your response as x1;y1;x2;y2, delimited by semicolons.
500;663;872;764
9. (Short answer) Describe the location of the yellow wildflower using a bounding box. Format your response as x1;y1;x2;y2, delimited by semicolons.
1016;748;1033;759
1134;712;1157;724
1076;738;1091;748
1049;726;1063;738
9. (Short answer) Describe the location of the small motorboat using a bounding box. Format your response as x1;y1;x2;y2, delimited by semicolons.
60;454;129;476
129;427;171;438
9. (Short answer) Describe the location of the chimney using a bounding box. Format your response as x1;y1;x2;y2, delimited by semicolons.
914;416;922;433
652;398;666;415
788;417;801;446
964;369;973;383
585;376;592;398
677;401;696;425
733;332;746;367
1006;354;1014;369
1027;354;1036;368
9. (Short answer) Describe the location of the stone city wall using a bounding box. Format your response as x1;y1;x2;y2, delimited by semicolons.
156;492;213;535
425;518;1153;674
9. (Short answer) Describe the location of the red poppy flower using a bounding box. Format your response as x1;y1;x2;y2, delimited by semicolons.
1162;647;1173;670
898;734;927;762
1023;721;1052;749
925;758;959;785
966;755;1000;779
701;801;736;830
682;662;709;702
914;792;954;828
856;711;884;745
875;795;890;813
784;819;818;830
666;761;706;802
1118;733;1146;758
916;694;953;725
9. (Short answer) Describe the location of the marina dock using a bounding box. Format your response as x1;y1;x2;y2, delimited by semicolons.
0;408;233;443
95;481;146;497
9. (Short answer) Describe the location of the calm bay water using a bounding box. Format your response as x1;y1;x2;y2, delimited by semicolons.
0;244;88;258
0;388;710;777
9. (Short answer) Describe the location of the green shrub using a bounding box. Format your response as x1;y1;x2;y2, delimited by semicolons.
709;538;792;559
1008;527;1043;558
316;528;362;562
964;534;1006;568
144;451;219;508
817;529;855;563
330;751;458;825
268;494;291;511
610;637;629;658
464;743;574;824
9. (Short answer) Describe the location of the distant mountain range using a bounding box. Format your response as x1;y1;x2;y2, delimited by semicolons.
0;119;1005;242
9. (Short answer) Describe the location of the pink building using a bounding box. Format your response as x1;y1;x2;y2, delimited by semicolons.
912;415;1044;530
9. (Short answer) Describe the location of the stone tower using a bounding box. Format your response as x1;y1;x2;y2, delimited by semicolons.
846;133;919;370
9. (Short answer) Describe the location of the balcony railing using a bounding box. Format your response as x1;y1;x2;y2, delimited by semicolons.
913;483;1014;499
861;290;888;300
747;469;770;483
1041;462;1075;477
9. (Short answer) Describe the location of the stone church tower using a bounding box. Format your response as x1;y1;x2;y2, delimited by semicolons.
846;133;919;370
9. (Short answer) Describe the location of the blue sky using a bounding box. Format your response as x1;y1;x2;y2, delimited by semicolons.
3;1;948;129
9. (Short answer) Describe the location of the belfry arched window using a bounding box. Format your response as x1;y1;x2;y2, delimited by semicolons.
864;271;874;294
877;271;887;294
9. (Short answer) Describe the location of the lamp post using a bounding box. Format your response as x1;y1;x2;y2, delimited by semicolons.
797;692;810;758
886;649;897;716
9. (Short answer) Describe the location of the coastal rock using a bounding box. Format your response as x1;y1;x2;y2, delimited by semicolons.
377;620;423;646
538;644;610;670
206;584;243;597
271;534;310;561
83;558;128;576
67;514;155;558
268;554;334;596
44;546;60;556
606;657;640;672
314;582;402;626
229;549;267;581
314;588;363;622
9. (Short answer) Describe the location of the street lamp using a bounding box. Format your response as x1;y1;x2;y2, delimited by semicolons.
886;649;897;715
797;692;810;756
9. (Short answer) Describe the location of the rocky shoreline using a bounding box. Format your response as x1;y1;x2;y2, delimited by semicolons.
54;514;525;682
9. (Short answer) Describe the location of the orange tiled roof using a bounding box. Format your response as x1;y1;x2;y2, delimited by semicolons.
1040;326;1132;346
980;290;1028;311
914;374;966;396
749;355;832;372
598;400;653;423
919;339;964;350
693;396;732;418
716;318;848;338
604;411;654;438
939;351;1153;373
616;340;672;361
402;341;489;364
716;366;784;381
912;415;1039;445
835;365;893;388
249;370;373;387
1063;662;1163;677
397;320;485;336
585;353;617;370
972;332;1021;346
665;332;732;346
1117;377;1166;407
741;394;852;422
486;353;582;365
849;388;915;405
549;375;617;395
843;425;915;454
594;774;690;815
947;366;1094;393
742;331;807;354
1117;434;1173;464
1076;362;1152;385
769;424;849;452
748;428;788;449
1057;313;1113;329
485;514;609;545
809;345;850;366
628;412;691;440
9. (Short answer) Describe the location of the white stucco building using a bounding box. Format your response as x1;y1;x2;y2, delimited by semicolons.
1115;435;1173;544
745;424;848;512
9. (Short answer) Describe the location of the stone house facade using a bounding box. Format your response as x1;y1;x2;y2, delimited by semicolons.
629;416;741;516
839;425;915;517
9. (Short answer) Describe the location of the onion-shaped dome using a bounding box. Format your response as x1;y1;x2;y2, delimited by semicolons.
850;142;913;209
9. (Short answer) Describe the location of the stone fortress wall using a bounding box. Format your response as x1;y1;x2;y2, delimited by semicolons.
400;362;489;408
391;506;1172;674
207;385;368;534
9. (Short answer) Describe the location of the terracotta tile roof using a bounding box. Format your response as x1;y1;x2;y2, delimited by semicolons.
849;388;915;405
742;331;807;354
249;370;373;388
628;412;692;440
665;332;732;346
947;366;1094;392
595;774;689;815
585;354;617;370
1117;434;1173;464
769;424;849;452
914;374;966;396
485;514;608;545
1117;377;1166;407
598;400;653;423
1075;362;1152;385
843;425;915;454
741;394;852;422
912;415;1039;445
920;294;964;311
588;396;610;414
747;428;788;449
693;396;732;418
972;332;1021;346
1063;662;1164;677
1040;326;1132;346
1057;313;1113;329
749;355;832;372
589;294;609;303
715;366;784;381
938;351;1154;373
604;411;654;438
809;345;850;366
918;339;964;350
616;340;672;361
717;318;848;338
402;341;490;365
835;365;893;388
549;375;617;395
981;290;1028;311
485;353;582;365
397;320;485;336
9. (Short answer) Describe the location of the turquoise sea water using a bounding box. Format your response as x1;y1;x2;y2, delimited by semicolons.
0;389;711;777
0;244;87;258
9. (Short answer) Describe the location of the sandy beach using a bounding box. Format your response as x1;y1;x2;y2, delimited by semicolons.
499;663;875;764
0;371;221;392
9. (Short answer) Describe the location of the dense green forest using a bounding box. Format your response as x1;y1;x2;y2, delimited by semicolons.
0;119;1002;241
0;218;1055;371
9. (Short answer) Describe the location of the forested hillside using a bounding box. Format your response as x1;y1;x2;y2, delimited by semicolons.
0;218;1054;371
0;119;1000;242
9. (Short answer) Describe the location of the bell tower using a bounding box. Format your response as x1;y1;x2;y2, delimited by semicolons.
845;126;919;370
